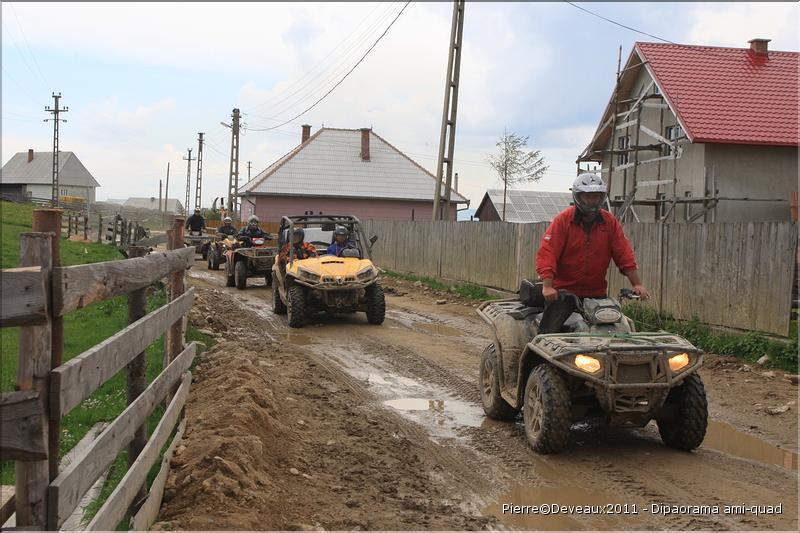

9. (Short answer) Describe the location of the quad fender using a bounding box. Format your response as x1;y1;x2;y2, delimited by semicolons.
508;345;549;409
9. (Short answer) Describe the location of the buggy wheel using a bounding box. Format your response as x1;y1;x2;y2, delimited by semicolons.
523;365;571;454
235;260;248;290
656;374;708;451
364;282;385;325
287;285;305;328
479;343;519;420
273;277;287;315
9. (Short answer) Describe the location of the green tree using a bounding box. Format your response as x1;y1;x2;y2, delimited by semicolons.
487;130;549;221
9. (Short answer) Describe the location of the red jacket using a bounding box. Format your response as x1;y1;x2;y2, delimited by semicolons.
535;206;637;298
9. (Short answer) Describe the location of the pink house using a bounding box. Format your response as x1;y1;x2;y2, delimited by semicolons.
237;126;468;222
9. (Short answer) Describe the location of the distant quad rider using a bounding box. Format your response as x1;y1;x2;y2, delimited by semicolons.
185;209;205;233
279;228;318;265
238;214;268;240
326;226;358;257
535;173;651;334
217;216;237;236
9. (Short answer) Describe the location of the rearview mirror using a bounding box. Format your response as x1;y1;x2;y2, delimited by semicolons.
369;235;378;245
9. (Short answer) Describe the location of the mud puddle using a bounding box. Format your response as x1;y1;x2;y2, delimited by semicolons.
187;269;218;282
415;323;464;336
703;419;798;470
321;345;483;440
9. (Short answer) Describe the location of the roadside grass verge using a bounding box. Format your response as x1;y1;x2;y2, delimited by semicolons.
382;269;498;301
624;303;798;372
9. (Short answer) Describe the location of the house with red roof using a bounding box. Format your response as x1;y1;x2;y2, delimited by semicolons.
237;125;468;223
578;39;798;222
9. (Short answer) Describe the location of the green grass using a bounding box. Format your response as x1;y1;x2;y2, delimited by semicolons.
382;269;498;301
624;303;798;372
1;200;213;528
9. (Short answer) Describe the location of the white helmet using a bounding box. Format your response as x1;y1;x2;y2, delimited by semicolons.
223;216;232;224
572;173;607;218
247;214;259;227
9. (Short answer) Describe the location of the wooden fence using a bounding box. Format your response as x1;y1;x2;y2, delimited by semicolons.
362;220;797;337
0;210;195;531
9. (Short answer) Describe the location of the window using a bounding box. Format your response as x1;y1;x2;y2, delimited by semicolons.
663;125;684;155
653;85;660;95
616;135;630;165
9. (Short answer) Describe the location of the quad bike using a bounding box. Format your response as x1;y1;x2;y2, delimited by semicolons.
224;234;278;290
272;215;384;328
185;230;212;260
207;234;237;270
477;280;708;454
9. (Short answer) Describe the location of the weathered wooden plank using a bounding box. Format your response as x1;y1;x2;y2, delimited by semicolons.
0;391;46;461
88;374;190;531
48;342;197;530
0;267;48;328
52;246;194;315
129;420;185;532
134;233;169;248
15;231;52;529
51;288;195;417
0;486;14;525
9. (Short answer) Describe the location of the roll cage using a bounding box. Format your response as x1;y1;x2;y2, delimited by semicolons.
278;215;378;265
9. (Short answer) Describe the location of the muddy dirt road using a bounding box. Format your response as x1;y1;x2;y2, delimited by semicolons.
157;266;798;530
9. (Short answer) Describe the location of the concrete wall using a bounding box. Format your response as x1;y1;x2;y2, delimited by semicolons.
706;143;797;222
25;184;96;203
243;195;459;223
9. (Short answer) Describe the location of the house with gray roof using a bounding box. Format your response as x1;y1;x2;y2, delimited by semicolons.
1;149;100;202
474;190;573;223
237;126;468;222
123;197;184;214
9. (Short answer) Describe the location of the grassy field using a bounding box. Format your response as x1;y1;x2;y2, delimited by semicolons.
382;269;498;300
1;200;212;528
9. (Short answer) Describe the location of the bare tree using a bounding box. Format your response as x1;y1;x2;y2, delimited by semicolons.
487;129;549;221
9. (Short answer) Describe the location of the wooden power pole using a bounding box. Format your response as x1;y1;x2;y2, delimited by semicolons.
182;148;195;215
432;0;465;221
44;92;68;205
194;133;204;211
163;162;170;227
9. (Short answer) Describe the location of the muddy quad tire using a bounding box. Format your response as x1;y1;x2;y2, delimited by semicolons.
479;343;519;420
225;262;235;287
656;374;708;451
523;365;571;454
364;282;386;325
210;251;220;270
287;285;305;328
273;278;287;315
234;260;248;290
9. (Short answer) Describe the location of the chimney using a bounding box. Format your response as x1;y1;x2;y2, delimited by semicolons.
27;149;34;163
454;172;459;193
360;128;370;161
748;38;770;55
301;124;311;143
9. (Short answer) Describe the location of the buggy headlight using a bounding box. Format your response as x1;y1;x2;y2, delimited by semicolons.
574;354;602;373
298;268;320;282
668;352;690;372
356;266;375;280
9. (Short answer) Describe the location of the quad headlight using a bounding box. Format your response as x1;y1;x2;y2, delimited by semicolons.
298;268;321;282
574;354;602;373
668;352;690;372
356;266;376;280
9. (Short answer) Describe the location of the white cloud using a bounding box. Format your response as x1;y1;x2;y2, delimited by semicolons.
685;2;799;50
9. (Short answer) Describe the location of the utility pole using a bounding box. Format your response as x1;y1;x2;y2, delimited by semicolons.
158;179;163;221
44;92;68;205
221;109;241;215
163;162;170;228
432;0;465;221
182;148;195;215
195;132;204;211
247;161;252;180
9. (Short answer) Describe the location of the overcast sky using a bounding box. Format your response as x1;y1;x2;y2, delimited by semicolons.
2;1;797;209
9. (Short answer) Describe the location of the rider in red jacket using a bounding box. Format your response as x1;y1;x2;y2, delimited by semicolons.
535;173;650;333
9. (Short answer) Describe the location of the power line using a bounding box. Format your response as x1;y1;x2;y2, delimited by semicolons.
8;3;50;88
563;1;679;45
245;1;411;133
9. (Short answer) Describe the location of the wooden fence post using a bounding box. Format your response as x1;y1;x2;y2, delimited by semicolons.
165;218;186;383
83;215;88;241
97;215;103;243
15;231;53;528
125;245;149;510
112;217;119;245
31;209;63;481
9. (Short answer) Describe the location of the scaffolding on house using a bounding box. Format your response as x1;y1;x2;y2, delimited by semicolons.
577;48;789;223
